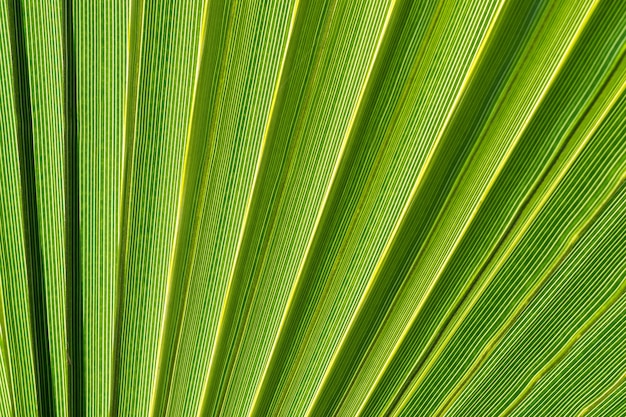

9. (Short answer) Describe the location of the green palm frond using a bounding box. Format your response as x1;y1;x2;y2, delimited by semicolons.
1;0;625;416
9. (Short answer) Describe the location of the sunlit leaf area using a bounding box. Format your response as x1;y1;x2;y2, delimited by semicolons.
1;0;625;416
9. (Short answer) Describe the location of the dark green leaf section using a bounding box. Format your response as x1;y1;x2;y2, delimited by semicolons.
587;375;626;417
61;0;81;415
5;1;60;415
0;3;37;415
443;95;626;417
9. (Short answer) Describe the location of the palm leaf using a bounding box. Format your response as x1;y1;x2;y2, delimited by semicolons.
0;0;625;416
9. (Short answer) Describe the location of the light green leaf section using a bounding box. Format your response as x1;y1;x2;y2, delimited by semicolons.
385;2;626;415
195;0;419;415
336;1;620;415
1;0;68;416
0;1;625;416
73;1;125;416
248;1;507;415
162;1;296;416
111;0;204;415
20;2;68;416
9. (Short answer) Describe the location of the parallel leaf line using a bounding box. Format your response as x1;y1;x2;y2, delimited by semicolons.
149;0;238;414
195;1;301;414
246;1;399;413
578;372;626;416
500;245;626;416
109;0;146;414
388;57;626;416
302;1;507;415
215;1;344;412
434;174;626;417
351;3;595;412
263;4;449;414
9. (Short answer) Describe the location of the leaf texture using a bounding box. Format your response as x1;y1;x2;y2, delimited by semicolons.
0;0;625;416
